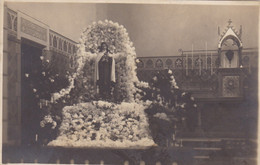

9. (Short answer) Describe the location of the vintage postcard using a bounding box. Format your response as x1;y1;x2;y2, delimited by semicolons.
1;0;259;164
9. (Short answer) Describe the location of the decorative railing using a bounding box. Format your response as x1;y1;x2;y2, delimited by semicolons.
49;30;77;56
136;48;258;99
137;48;257;72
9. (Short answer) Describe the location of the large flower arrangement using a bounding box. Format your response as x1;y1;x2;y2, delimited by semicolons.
48;101;154;148
74;20;139;103
42;20;199;147
45;20;156;147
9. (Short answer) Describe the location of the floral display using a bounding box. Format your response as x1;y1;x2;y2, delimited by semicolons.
40;20;198;148
48;101;154;148
153;112;170;121
45;20;156;147
40;115;57;129
73;20;140;102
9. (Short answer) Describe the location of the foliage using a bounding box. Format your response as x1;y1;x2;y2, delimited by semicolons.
135;69;198;146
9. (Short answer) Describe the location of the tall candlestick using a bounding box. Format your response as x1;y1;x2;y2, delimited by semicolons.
205;42;207;70
211;52;213;75
192;44;194;70
199;54;201;75
186;53;188;76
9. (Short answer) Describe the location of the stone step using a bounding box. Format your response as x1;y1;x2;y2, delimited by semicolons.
176;138;257;160
194;157;257;165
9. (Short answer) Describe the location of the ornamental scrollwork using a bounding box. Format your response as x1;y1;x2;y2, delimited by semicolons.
146;59;153;68
222;76;240;97
21;18;47;41
195;58;203;67
165;59;173;67
175;58;183;68
155;59;163;68
7;9;17;32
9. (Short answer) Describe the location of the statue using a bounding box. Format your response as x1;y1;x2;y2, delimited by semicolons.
95;42;116;100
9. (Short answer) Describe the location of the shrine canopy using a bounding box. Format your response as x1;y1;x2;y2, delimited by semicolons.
218;19;243;49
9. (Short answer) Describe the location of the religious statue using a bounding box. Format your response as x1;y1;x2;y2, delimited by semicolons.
94;42;116;100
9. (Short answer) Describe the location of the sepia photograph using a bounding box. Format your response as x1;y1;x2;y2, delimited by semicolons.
1;1;259;164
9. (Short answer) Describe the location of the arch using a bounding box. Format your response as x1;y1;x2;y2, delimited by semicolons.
218;28;242;49
155;59;163;68
165;59;173;67
53;36;57;48
137;59;144;68
49;34;53;46
68;43;72;53
146;59;153;68
58;38;63;50
63;41;67;52
73;45;76;54
220;35;241;48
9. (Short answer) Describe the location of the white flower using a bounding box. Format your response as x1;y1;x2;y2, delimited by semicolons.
135;59;140;63
33;88;37;93
40;56;44;60
25;73;29;77
152;76;158;81
191;97;194;101
193;104;197;108
40;121;45;127
168;69;173;74
46;60;50;63
42;72;46;76
180;103;185;108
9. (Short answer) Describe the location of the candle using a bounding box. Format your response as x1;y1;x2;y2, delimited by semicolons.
205;42;207;70
186;53;188;76
192;44;194;70
211;52;213;75
199;54;201;75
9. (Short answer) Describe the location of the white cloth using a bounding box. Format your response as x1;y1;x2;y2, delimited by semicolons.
94;51;116;93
